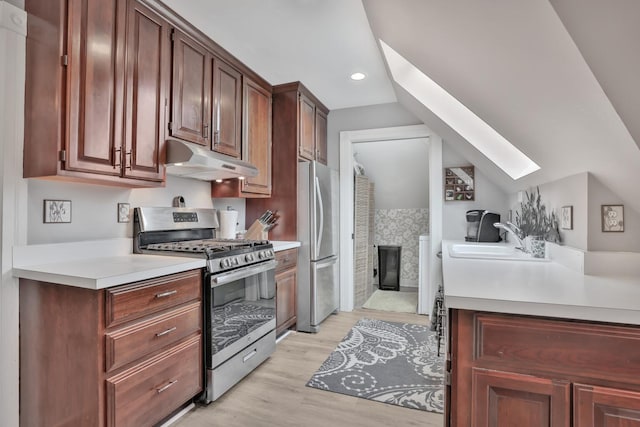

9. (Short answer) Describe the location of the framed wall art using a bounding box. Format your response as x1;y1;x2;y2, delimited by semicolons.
561;206;573;230
601;204;624;232
444;166;474;201
43;199;71;223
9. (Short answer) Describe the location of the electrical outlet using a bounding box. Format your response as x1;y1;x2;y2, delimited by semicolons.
117;203;130;223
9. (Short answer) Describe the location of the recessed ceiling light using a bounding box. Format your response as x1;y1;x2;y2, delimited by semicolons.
350;72;366;81
379;40;540;180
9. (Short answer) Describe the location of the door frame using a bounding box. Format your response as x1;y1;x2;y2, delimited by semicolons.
339;124;442;314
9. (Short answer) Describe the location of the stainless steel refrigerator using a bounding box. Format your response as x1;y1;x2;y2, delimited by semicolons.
297;161;339;333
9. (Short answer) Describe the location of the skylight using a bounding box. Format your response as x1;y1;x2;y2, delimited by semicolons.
379;40;540;180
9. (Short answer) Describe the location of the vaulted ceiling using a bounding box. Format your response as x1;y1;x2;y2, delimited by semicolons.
162;0;640;213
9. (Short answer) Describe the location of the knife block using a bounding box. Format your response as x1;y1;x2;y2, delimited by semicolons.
244;219;268;240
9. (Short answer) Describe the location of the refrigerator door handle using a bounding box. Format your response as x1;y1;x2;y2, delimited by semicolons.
315;176;324;255
315;255;338;269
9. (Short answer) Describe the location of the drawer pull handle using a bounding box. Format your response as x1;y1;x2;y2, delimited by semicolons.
156;379;178;394
155;290;177;298
243;349;257;363
155;326;177;337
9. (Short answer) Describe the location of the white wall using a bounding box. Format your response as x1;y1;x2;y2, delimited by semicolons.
508;172;640;253
327;102;421;169
0;3;26;425
535;173;589;250
588;174;640;252
443;144;509;241
27;176;229;244
354;138;429;209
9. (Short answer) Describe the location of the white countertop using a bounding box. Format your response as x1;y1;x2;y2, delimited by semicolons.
13;238;301;290
442;240;640;325
271;240;301;252
13;238;206;290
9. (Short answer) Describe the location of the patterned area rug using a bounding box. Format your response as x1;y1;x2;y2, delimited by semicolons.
306;318;444;413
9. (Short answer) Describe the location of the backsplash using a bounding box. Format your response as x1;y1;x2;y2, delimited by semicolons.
374;208;429;287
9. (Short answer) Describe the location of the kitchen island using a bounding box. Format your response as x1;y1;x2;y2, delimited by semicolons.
442;240;640;426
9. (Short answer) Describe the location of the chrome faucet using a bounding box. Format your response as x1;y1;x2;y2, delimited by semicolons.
493;222;527;251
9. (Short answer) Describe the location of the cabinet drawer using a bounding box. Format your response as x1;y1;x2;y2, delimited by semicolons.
105;270;201;327
474;312;640;384
105;301;201;372
106;335;202;427
275;248;297;273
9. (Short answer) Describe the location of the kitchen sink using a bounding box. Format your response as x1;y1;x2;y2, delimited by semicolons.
448;243;550;262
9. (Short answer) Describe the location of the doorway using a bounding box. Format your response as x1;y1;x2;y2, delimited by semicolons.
339;125;443;315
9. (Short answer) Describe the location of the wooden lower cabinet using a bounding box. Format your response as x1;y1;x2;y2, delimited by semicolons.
275;248;298;335
20;269;203;427
471;368;570;426
574;384;640;426
448;309;640;427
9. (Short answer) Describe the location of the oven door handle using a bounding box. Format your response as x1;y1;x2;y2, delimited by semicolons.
211;260;277;286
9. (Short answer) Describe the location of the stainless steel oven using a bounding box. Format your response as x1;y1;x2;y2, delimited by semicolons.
205;258;277;401
133;207;277;403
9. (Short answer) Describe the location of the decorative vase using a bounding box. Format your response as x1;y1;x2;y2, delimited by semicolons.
526;235;546;258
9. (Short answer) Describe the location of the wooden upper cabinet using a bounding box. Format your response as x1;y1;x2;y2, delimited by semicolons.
211;58;242;158
171;30;211;146
64;0;121;176
298;92;316;161
24;0;165;187
315;108;328;165
122;0;170;182
241;77;272;196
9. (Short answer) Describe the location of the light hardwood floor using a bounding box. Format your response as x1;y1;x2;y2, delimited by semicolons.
174;309;444;427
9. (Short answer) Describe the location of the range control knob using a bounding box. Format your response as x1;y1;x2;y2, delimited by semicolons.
232;257;239;265
245;254;254;262
258;251;265;259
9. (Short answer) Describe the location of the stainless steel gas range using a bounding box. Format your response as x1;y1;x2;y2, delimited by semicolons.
133;207;277;403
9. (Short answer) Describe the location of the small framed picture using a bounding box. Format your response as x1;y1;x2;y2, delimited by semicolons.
601;204;624;232
118;203;131;223
561;206;573;230
43;200;71;223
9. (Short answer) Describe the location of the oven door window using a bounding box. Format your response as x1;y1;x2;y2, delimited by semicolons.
209;266;276;362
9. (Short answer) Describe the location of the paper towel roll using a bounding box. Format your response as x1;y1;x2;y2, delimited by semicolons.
218;210;238;239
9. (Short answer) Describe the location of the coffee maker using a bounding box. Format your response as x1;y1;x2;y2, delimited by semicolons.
465;210;501;242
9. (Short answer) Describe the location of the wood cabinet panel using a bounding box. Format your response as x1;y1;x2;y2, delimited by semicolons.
298;92;315;161
212;58;242;158
20;280;105;427
275;248;298;273
106;335;202;427
65;0;122;175
241;77;272;195
472;368;570;427
105;269;201;328
575;384;640;427
474;312;640;384
122;0;169;181
276;267;297;335
171;30;211;146
105;301;201;372
315;108;328;165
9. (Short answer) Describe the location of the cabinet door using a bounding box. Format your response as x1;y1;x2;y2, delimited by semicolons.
315;108;328;165
242;77;272;195
472;368;570;427
65;0;122;176
298;92;315;161
276;268;297;335
171;30;211;146
122;0;169;181
212;58;242;158
575;384;640;426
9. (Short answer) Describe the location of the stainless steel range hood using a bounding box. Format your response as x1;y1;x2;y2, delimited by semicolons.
165;139;258;181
